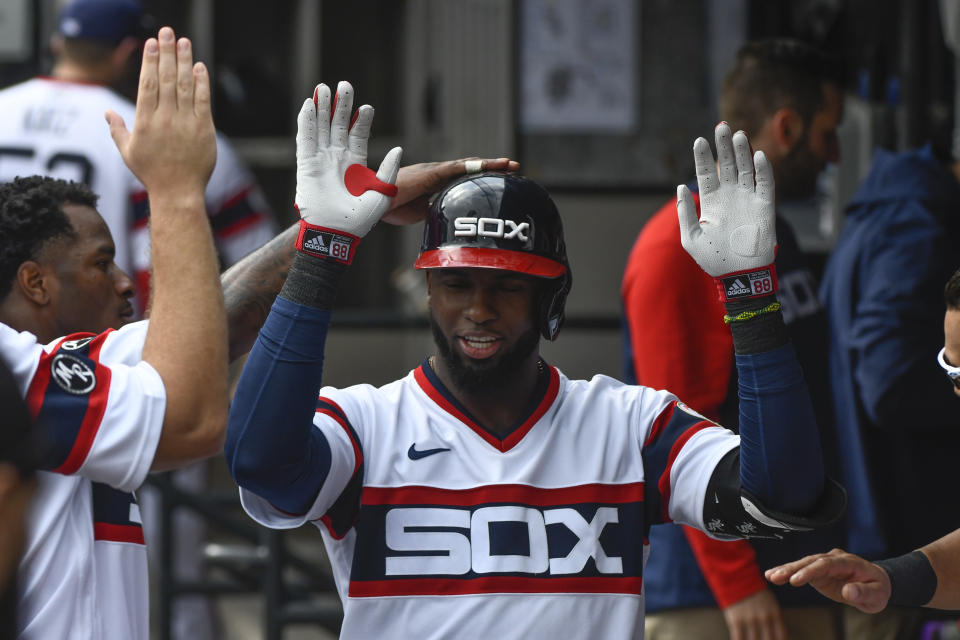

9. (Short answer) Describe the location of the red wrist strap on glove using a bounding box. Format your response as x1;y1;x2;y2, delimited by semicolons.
294;218;361;265
714;264;778;302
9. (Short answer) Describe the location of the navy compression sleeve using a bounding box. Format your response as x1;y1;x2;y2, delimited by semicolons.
225;297;333;515
736;342;824;513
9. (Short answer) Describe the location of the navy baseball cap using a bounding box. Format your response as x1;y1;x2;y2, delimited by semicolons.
57;0;152;44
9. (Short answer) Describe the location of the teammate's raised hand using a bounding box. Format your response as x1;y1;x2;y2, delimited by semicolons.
293;81;402;264
106;27;216;199
678;123;776;288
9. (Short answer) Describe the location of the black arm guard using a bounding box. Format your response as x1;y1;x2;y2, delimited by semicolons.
701;448;847;539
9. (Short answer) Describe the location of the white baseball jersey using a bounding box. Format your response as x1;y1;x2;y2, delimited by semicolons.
241;361;739;640
0;77;275;311
0;320;165;640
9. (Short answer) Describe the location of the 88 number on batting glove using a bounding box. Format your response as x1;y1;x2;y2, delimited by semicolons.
294;80;402;264
677;123;778;301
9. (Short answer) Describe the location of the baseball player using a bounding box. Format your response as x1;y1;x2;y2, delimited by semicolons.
225;81;846;639
0;5;265;634
0;27;227;639
621;39;844;640
0;0;275;314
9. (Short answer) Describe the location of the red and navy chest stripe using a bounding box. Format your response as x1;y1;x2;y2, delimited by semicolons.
92;482;144;544
347;483;646;597
26;331;113;475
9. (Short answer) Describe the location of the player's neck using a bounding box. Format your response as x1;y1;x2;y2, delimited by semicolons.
50;60;114;86
431;352;543;437
0;302;57;343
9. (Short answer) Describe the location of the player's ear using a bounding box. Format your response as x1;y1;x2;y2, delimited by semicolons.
16;261;53;307
769;107;805;154
111;37;141;71
425;271;433;296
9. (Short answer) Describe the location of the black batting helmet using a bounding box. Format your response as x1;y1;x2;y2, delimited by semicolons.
414;172;572;340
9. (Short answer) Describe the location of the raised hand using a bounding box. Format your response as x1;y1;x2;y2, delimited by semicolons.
106;27;216;199
678;123;777;300
294;81;402;264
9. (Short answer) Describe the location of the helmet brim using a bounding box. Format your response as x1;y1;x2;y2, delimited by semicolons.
414;247;566;278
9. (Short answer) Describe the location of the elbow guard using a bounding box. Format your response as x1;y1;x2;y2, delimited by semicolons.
702;448;847;540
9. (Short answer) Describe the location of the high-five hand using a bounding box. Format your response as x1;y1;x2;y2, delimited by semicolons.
294;80;402;264
106;26;216;200
678;123;778;302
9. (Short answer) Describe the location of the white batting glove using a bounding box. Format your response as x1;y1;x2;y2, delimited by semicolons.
294;80;402;264
678;123;778;302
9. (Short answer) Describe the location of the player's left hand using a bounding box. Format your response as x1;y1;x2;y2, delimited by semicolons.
382;157;520;226
765;548;893;614
678;123;776;279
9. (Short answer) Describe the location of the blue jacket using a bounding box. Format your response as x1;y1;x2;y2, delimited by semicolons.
820;145;960;558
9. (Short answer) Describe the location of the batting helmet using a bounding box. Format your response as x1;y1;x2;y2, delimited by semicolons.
414;172;572;340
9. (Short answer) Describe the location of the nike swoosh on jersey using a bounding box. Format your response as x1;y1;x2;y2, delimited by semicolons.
407;443;451;460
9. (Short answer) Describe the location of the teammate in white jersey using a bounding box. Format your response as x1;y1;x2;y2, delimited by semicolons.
0;26;231;639
0;4;273;634
225;82;847;639
0;0;275;314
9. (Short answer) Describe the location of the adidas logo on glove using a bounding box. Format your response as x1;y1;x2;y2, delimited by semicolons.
304;234;327;253
726;279;750;297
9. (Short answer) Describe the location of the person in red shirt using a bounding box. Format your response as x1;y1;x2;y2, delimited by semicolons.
622;38;844;640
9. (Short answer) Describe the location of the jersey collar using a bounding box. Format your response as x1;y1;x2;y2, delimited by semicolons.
414;358;560;452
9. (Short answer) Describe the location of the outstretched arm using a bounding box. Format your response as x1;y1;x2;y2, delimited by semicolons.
766;527;960;612
765;549;894;613
679;123;841;535
108;27;227;472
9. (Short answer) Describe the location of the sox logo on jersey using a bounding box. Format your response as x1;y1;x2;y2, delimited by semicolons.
384;504;623;575
347;482;646;597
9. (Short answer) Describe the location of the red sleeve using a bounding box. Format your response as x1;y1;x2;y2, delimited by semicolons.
621;195;766;607
683;528;766;607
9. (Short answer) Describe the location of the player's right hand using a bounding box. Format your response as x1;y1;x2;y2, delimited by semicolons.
765;548;893;614
293;81;402;264
678;124;777;300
